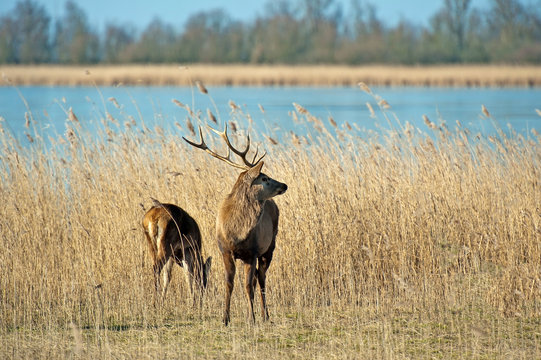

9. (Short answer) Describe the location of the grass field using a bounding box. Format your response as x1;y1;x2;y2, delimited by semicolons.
0;83;540;359
2;64;541;87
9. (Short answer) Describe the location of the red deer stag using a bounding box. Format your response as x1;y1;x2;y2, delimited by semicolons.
184;125;288;325
142;199;212;302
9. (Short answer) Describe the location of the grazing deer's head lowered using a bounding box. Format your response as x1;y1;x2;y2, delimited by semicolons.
142;199;212;303
184;125;287;325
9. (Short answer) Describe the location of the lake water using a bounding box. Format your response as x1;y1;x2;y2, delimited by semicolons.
1;85;540;144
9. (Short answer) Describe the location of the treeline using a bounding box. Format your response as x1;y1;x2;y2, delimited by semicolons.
1;0;540;65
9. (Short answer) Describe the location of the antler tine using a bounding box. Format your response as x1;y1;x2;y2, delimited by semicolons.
183;126;249;170
182;126;208;150
250;144;267;165
209;124;257;167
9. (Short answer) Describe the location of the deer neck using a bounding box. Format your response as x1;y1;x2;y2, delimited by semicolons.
222;186;265;242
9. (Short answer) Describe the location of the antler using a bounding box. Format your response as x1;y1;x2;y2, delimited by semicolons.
183;124;265;170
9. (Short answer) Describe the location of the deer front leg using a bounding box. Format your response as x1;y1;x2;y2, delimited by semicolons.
257;256;271;321
222;251;236;326
179;248;197;306
244;259;257;324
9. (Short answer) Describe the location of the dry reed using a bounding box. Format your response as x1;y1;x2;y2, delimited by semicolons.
1;64;541;87
0;87;540;359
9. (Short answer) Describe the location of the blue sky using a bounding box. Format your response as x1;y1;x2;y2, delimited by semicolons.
0;0;524;31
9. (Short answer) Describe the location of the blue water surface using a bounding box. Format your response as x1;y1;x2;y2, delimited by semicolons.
0;85;539;144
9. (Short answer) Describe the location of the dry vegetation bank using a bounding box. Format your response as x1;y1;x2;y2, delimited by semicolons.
2;64;541;87
0;86;540;358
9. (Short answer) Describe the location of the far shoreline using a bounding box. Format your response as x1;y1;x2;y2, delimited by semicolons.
1;64;541;88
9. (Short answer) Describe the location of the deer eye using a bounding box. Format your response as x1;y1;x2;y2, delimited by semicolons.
262;177;268;182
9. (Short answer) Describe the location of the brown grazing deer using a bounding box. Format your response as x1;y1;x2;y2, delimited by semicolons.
142;199;212;301
184;125;287;325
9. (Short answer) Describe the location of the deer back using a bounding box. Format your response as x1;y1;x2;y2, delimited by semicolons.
142;204;202;262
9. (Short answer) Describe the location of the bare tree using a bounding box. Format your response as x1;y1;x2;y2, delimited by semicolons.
8;0;51;63
0;16;16;63
54;1;99;63
251;2;306;63
103;23;135;63
176;10;245;63
442;0;472;52
131;18;176;63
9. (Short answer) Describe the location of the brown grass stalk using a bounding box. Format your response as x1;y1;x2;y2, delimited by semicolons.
1;64;541;87
0;93;540;358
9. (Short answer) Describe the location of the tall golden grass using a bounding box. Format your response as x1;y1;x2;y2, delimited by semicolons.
2;64;541;87
0;84;540;358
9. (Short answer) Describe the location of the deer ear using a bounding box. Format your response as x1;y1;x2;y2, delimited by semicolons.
245;161;264;181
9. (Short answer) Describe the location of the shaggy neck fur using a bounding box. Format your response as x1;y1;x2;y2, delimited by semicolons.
220;175;265;243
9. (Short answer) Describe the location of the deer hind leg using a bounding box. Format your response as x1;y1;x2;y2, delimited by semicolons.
153;258;166;296
161;257;174;299
151;223;172;298
257;255;272;321
144;227;162;296
222;251;236;326
244;259;257;325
